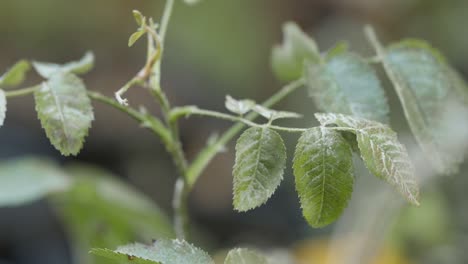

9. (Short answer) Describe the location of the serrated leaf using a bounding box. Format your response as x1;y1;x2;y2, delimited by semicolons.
252;105;302;121
33;51;95;78
293;127;354;227
381;39;468;174
0;157;70;207
225;95;255;115
34;72;94;156
133;10;145;27
0;89;6;126
315;113;420;205
233;127;286;212
129;30;146;47
0;60;31;88
224;248;268;264
272;22;321;81
305;51;389;123
53;164;173;264
91;239;214;264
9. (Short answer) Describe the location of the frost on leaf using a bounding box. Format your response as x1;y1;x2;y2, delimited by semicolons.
233;127;286;212
225;95;255;115
0;89;6;127
91;239;214;264
224;248;268;264
35;72;94;156
315;113;420;205
0;60;31;88
305;49;389;123
293;127;354;228
382;39;468;174
33;51;95;79
272;22;320;81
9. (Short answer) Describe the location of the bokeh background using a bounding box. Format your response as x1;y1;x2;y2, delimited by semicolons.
0;0;467;263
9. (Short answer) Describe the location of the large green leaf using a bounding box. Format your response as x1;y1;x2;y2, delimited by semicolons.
53;164;173;264
34;72;94;156
305;49;389;123
272;22;320;81
0;157;70;207
0;89;5;126
91;239;213;264
293;127;354;227
316;113;420;205
0;60;31;88
33;51;94;78
233;127;286;212
224;248;268;264
381;39;468;174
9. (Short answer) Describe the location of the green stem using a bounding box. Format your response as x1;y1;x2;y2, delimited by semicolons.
186;78;306;187
4;85;40;98
153;0;175;87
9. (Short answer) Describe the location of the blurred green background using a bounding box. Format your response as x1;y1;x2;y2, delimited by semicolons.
0;0;467;263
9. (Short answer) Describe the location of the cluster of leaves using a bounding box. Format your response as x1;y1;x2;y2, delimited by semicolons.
228;22;468;229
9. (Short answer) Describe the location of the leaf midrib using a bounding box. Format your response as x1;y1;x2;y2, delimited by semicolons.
45;81;71;146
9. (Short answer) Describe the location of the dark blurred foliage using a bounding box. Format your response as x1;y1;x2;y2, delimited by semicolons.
0;0;467;263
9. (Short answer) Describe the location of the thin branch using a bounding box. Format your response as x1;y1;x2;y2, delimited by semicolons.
4;85;40;98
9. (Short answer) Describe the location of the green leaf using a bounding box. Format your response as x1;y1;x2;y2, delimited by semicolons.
272;22;320;81
305;50;389;123
53;163;173;264
129;30;146;47
315;113;420;205
0;157;70;207
381;39;468;174
0;89;6;126
293;127;354;227
233;127;286;212
0;60;31;88
224;248;268;264
252;105;302;121
133;10;145;27
33;51;95;78
91;239;214;264
34;72;94;156
225;95;255;115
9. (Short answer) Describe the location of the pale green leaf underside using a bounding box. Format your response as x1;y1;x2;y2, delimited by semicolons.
224;248;268;264
33;51;95;78
316;113;420;205
233;127;286;212
383;39;467;174
0;60;31;88
272;22;320;81
91;239;213;264
0;157;70;207
35;72;94;156
306;51;389;123
225;95;255;115
293;127;354;227
0;89;6;126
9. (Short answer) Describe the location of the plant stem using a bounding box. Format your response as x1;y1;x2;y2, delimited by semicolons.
186;77;306;187
4;85;40;98
153;0;175;87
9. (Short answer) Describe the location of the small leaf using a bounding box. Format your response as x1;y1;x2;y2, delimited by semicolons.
35;72;94;156
0;157;70;207
224;248;268;264
293;127;354;227
91;239;214;264
305;50;389;123
225;95;255;115
33;51;95;78
315;113;420;205
129;30;146;47
133;10;145;27
381;39;468;174
0;89;6;126
272;22;321;81
252;105;302;121
0;60;31;88
233;127;286;212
